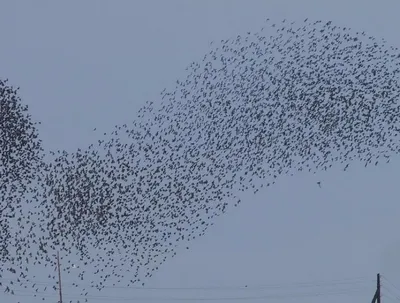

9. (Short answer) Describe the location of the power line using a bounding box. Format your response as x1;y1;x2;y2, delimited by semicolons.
7;286;370;301
382;294;400;303
382;286;400;302
0;275;373;290
382;275;400;296
0;273;379;302
381;275;400;302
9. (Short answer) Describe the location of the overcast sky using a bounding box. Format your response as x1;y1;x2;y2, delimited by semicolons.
1;0;400;303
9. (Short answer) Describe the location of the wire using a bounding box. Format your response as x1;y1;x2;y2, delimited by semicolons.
382;275;400;296
381;277;400;302
383;294;400;303
0;275;372;290
382;287;400;302
7;286;370;301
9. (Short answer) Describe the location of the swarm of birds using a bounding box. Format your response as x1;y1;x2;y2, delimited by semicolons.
2;18;400;302
0;79;43;279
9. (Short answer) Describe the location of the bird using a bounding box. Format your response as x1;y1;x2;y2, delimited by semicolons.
2;17;400;302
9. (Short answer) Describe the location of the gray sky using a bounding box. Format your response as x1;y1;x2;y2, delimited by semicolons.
1;0;400;302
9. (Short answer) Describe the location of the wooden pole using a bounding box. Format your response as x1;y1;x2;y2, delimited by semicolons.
372;273;381;303
57;251;63;303
377;273;381;303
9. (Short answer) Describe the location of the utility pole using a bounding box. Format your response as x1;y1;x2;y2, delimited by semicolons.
377;273;381;303
57;251;63;303
371;273;381;303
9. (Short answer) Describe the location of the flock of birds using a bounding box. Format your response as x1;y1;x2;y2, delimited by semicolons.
0;79;43;265
1;18;400;302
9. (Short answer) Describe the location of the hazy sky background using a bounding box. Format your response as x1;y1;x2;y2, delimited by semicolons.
1;0;400;302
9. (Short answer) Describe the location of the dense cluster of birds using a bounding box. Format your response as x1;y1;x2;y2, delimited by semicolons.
0;79;43;266
2;18;400;302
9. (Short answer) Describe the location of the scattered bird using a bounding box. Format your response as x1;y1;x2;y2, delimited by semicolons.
2;18;400;302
